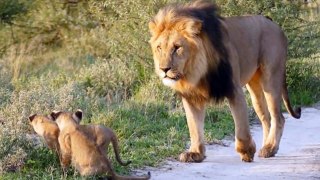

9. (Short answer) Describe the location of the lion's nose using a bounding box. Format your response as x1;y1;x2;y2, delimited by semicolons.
160;67;171;73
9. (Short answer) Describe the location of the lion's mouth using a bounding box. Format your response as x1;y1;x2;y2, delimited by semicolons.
164;74;180;81
161;73;182;87
158;69;182;87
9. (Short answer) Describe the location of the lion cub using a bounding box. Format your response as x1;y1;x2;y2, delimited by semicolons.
51;110;151;179
29;114;60;153
29;112;131;166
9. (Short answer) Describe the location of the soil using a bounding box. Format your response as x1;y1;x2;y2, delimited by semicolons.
142;107;320;180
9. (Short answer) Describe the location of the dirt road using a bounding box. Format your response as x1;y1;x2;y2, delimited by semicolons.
146;107;320;180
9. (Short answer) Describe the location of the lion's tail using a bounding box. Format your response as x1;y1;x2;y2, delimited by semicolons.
282;82;301;119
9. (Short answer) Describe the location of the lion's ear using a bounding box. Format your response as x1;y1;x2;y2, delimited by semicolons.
72;109;83;124
50;111;62;121
29;114;37;122
180;19;202;36
148;19;157;36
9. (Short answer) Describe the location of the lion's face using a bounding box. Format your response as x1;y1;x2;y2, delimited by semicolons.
150;30;194;87
149;9;210;91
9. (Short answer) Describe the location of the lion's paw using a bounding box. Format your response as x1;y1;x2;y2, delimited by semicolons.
258;144;278;158
240;152;255;162
236;138;256;162
179;152;205;163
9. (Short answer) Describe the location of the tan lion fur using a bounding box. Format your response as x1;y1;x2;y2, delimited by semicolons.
29;113;131;166
52;110;151;179
29;114;60;153
149;0;301;162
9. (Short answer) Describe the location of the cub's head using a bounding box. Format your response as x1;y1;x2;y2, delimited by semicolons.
28;114;57;136
50;109;83;130
148;1;216;90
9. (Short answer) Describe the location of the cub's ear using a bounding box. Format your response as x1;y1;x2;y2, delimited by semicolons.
47;114;53;121
29;114;37;122
72;109;83;123
50;111;62;121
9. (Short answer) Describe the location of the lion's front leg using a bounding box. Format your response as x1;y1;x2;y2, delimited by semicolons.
179;97;206;163
227;87;256;162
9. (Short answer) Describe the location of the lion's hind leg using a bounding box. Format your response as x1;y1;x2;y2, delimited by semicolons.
246;70;271;147
258;66;285;158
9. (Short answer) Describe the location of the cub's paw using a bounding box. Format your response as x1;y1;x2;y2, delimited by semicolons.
179;152;205;163
258;144;278;158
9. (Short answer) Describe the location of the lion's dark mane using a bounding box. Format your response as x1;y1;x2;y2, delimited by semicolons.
179;2;235;103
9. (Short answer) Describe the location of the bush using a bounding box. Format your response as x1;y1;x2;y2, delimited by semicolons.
286;56;320;105
0;0;30;25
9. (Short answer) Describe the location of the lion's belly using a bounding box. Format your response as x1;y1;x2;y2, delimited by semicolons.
238;49;260;86
239;65;258;87
227;36;260;87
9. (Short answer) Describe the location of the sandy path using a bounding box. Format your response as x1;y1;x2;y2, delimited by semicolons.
145;107;320;180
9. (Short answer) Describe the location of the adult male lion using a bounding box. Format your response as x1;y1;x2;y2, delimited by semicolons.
148;0;301;163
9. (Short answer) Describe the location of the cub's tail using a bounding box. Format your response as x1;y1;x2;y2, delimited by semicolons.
111;134;132;166
115;172;151;180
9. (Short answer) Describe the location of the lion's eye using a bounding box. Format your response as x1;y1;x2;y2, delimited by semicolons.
157;45;161;52
173;45;181;54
